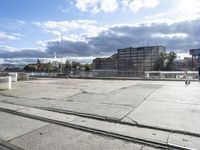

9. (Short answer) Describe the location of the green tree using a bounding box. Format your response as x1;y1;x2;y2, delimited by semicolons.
84;64;91;72
45;61;53;72
155;52;167;71
23;64;37;72
64;60;71;70
36;59;42;71
165;52;177;71
155;52;177;71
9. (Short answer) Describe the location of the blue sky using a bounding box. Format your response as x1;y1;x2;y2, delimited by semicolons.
0;0;200;64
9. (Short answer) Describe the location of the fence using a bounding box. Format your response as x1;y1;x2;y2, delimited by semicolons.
145;71;199;80
27;70;199;80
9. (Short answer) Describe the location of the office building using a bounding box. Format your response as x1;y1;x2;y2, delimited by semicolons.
93;46;166;76
117;46;166;76
93;54;118;70
190;49;200;76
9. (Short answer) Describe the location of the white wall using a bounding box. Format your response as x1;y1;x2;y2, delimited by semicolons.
0;76;11;90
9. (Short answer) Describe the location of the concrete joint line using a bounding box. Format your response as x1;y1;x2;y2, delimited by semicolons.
120;87;161;121
1;101;200;139
0;108;194;150
0;139;24;150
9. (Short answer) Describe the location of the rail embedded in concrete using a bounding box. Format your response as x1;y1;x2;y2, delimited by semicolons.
0;139;23;150
0;102;198;150
1;99;200;139
38;106;200;138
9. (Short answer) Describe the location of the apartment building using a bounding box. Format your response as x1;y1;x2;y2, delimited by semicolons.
117;46;166;76
93;46;166;77
93;54;118;70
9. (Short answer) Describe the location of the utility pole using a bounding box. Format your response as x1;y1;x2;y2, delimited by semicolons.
60;34;63;74
147;42;150;47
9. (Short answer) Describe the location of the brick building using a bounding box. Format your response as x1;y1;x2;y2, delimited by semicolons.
93;54;118;70
117;46;166;76
93;46;166;77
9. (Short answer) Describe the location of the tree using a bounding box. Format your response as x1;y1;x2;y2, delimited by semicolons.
165;52;177;71
36;59;42;71
44;61;53;72
64;60;71;70
71;61;81;70
155;52;167;71
84;64;92;72
23;64;37;72
155;52;177;71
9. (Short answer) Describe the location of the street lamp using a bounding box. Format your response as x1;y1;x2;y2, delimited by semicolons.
60;34;63;74
54;33;64;74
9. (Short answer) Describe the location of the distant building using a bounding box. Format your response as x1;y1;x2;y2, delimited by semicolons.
92;46;166;77
117;46;166;76
175;57;198;71
190;48;200;77
51;61;59;68
190;49;200;67
51;53;60;69
174;59;184;71
1;64;25;71
184;57;198;70
71;61;81;69
93;54;118;71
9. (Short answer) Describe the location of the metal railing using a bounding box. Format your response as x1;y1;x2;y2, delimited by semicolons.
145;71;199;80
27;70;199;80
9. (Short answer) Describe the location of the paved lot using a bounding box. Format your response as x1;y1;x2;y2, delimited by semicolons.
0;79;166;120
0;78;200;149
0;112;149;150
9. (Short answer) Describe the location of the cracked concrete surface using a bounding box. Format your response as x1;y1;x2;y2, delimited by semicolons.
0;78;200;137
0;79;165;121
0;111;154;150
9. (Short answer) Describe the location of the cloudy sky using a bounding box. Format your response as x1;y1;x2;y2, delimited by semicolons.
0;0;200;64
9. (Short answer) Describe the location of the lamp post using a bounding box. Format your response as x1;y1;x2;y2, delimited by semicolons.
60;34;63;74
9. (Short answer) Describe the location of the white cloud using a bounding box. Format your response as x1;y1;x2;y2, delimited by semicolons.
141;0;200;25
122;0;160;13
176;52;191;59
34;20;106;41
37;40;48;48
0;31;21;40
2;18;200;60
152;33;189;39
0;46;18;52
34;20;99;32
145;13;167;20
44;30;61;36
176;0;200;14
75;0;118;14
173;0;200;21
16;20;26;25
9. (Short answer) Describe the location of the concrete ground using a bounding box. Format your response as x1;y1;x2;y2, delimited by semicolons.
0;78;200;149
0;111;149;150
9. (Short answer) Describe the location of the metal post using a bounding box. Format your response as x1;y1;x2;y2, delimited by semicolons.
60;34;63;74
192;56;194;69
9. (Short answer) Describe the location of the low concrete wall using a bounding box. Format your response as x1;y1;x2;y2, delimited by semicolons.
8;73;18;82
0;76;11;90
